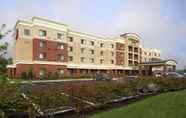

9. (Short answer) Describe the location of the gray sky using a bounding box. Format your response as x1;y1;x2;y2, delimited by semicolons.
0;0;186;69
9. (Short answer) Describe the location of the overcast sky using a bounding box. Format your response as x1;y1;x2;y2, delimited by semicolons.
0;0;186;68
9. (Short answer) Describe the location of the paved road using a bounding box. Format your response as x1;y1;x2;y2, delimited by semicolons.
31;78;93;83
19;79;94;93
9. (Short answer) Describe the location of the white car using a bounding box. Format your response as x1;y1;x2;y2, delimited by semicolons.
165;72;184;78
183;73;186;77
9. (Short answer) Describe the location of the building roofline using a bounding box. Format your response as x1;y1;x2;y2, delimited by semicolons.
120;32;141;39
139;59;177;66
69;29;107;40
32;16;69;27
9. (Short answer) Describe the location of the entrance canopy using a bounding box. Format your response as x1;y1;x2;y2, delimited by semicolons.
138;59;177;77
139;59;177;66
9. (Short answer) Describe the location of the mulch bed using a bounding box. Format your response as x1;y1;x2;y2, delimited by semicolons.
44;92;159;118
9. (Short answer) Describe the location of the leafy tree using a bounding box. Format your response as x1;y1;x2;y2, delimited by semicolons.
184;66;186;73
0;24;12;79
0;24;11;57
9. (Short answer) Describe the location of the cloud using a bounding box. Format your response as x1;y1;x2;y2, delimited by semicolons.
0;0;186;68
107;0;186;68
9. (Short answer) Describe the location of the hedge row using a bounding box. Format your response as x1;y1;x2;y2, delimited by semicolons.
1;77;186;117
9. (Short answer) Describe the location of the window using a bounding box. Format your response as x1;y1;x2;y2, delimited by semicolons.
100;43;104;47
90;41;94;46
134;54;138;60
128;53;133;59
111;51;114;56
149;53;151;56
120;61;124;65
144;58;147;62
81;48;85;53
69;56;73;61
39;30;47;37
57;54;64;61
110;60;114;64
128;46;133;52
24;29;30;36
81;57;85;62
111;44;114;48
154;53;157;56
140;49;142;54
134;47;138;53
69;46;73;52
57;33;64;40
134;61;138;66
90;58;94;63
39;52;47;59
39;41;46;48
100;51;104;56
81;39;85;44
128;60;133;66
90;49;94;54
68;37;73;42
39;68;46;77
100;59;104;64
57;43;64;49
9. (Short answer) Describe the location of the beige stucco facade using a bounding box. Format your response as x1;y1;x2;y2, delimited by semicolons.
8;17;161;78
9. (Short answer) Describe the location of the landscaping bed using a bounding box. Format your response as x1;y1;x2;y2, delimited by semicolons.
1;77;186;118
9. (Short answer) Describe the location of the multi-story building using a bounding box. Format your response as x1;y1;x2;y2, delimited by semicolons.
7;17;161;79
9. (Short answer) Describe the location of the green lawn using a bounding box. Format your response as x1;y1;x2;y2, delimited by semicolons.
89;90;186;118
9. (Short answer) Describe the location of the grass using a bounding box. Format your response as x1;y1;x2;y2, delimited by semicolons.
89;90;186;118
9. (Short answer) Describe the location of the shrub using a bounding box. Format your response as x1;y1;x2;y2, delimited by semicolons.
1;76;186;117
21;72;27;80
0;80;32;116
20;68;35;80
0;74;6;80
48;72;59;80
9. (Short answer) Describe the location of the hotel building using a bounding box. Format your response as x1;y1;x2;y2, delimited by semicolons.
7;17;161;79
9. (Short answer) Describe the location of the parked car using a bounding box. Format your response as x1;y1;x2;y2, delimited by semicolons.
183;73;186;77
95;73;112;81
112;77;122;81
163;72;184;78
125;75;138;80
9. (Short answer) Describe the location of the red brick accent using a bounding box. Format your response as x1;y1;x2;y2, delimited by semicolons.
116;43;125;65
173;65;176;78
16;29;19;40
163;65;168;78
16;64;67;79
116;42;125;51
33;38;68;62
116;52;124;65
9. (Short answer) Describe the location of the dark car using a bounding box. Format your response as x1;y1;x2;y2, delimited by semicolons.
95;73;112;81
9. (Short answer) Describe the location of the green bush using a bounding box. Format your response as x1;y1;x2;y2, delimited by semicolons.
0;80;32;116
47;72;59;80
1;77;186;116
0;74;6;80
28;87;71;111
21;67;35;80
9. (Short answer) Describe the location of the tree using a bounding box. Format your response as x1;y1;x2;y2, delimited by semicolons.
0;24;11;57
0;24;12;79
0;24;11;39
184;66;186;73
